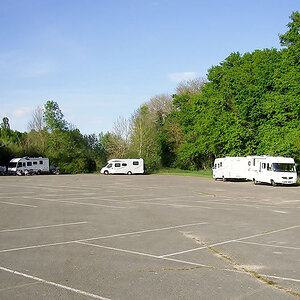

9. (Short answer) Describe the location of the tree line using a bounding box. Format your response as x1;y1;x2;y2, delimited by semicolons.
1;12;299;173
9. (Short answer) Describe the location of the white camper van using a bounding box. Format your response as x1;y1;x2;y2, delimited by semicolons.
246;156;297;186
101;159;144;175
213;157;248;181
8;157;49;175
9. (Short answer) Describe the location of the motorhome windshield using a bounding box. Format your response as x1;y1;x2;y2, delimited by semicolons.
272;163;296;172
107;164;112;168
8;162;17;168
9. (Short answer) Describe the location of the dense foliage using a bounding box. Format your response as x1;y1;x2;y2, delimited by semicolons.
1;12;299;173
0;104;107;173
164;11;300;169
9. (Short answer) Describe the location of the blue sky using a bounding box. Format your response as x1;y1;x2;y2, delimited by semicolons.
0;0;299;134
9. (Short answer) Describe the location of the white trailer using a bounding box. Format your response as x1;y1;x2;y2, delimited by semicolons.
8;157;49;175
246;156;297;186
101;159;144;175
213;157;248;181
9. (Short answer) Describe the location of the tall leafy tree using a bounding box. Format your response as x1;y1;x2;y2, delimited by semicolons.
166;11;300;169
279;11;300;47
1;117;10;130
43;101;68;131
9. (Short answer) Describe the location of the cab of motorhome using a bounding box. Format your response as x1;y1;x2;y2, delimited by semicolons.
249;156;297;186
101;159;144;175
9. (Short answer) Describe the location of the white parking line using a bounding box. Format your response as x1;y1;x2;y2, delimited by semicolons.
0;201;37;208
133;201;214;209
23;196;126;209
0;222;208;253
76;241;300;285
235;241;300;251
262;274;300;283
76;241;210;267
0;221;88;233
0;266;111;300
161;224;300;258
83;222;209;241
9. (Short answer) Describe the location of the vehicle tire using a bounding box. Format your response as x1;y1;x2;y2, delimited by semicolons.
254;179;259;185
37;170;41;175
271;180;277;187
104;170;109;175
127;171;132;175
55;170;60;175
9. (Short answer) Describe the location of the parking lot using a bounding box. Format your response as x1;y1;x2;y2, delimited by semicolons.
0;174;299;299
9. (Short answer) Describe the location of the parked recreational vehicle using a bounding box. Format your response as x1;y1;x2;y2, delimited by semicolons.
213;157;248;181
101;159;144;175
213;156;297;186
8;157;50;175
246;156;297;186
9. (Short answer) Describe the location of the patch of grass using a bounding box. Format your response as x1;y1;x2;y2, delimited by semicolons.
151;168;212;178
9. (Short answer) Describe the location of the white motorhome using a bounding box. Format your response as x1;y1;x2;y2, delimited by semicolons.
246;156;297;186
101;159;144;175
213;157;248;181
8;157;49;175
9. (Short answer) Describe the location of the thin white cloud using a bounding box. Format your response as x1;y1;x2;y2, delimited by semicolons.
13;107;33;118
19;61;56;78
0;51;56;79
168;72;198;83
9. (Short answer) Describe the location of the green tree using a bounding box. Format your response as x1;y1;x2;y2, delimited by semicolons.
279;11;300;47
129;105;162;171
46;129;95;173
166;12;300;169
43;101;68;131
1;117;10;130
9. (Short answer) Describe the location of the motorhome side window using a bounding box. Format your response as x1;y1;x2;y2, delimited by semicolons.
220;162;222;167
17;162;22;167
33;161;37;165
115;163;121;167
122;163;127;166
133;161;139;165
39;161;43;164
27;162;32;166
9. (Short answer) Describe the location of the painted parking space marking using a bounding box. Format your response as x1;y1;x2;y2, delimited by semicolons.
0;222;208;253
75;241;300;285
0;221;88;233
235;240;300;251
23;196;126;209
0;201;37;208
161;224;300;258
0;266;111;300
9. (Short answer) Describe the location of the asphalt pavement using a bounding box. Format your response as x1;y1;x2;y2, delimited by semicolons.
0;174;299;299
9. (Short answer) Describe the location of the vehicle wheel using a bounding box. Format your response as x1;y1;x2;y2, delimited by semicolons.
271;180;277;187
55;170;60;175
254;179;259;185
104;170;109;175
37;170;41;175
127;171;132;175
